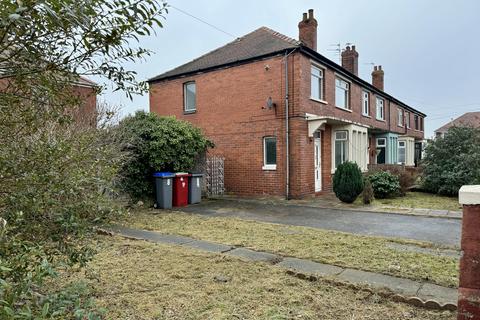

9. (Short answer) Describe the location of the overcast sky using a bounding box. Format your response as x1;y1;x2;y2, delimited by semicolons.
94;0;480;138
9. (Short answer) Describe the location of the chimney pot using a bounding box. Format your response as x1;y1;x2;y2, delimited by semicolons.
372;65;385;91
341;44;359;76
298;9;318;51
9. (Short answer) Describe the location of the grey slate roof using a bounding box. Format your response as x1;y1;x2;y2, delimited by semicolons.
435;112;480;134
148;27;300;82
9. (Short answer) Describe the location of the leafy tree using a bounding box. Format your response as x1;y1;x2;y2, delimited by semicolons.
423;126;480;196
118;111;213;200
368;171;400;199
333;162;364;203
0;0;167;318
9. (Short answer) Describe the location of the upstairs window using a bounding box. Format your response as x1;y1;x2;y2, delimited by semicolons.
420;117;424;131
184;82;196;112
405;111;410;128
362;91;369;116
414;114;420;130
263;137;277;170
311;65;324;101
334;130;348;168
376;97;385;120
398;108;404;126
335;78;350;110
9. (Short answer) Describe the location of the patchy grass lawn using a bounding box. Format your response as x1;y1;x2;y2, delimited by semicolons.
64;236;455;319
372;192;461;211
119;210;459;288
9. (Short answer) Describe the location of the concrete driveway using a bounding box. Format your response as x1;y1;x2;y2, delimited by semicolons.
179;199;461;247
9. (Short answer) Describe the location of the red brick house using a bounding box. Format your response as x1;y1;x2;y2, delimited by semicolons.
71;76;98;125
434;112;480;138
148;9;426;198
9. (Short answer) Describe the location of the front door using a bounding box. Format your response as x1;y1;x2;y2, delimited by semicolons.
314;133;322;192
376;138;386;164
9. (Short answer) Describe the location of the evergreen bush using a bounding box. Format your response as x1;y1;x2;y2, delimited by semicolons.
368;171;401;199
333;162;364;203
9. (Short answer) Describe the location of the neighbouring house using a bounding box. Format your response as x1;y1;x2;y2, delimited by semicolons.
148;9;426;198
71;76;98;125
434;112;480;138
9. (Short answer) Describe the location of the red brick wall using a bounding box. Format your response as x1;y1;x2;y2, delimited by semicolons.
298;54;424;139
71;85;97;125
150;56;288;196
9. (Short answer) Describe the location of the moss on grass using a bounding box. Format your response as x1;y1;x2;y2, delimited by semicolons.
120;210;459;288
68;236;455;319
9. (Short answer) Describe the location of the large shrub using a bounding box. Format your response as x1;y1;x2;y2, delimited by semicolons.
333;162;364;203
118;111;213;200
368;171;401;199
422;126;480;196
0;0;167;317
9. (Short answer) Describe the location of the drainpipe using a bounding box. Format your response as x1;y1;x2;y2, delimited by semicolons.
284;49;297;200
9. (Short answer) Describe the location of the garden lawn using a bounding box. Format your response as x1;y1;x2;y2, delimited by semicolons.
65;235;455;319
372;192;461;211
119;209;459;288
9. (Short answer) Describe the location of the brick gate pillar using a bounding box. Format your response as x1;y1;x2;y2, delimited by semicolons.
458;185;480;320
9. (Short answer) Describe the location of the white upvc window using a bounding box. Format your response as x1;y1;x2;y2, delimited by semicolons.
376;97;385;120
334;130;348;168
398;108;404;126
362;91;369;116
335;77;350;110
377;137;386;147
183;81;196;112
262;137;277;170
398;140;406;164
405;111;410;128
311;65;324;101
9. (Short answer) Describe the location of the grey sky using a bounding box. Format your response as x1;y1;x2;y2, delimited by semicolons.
94;0;480;138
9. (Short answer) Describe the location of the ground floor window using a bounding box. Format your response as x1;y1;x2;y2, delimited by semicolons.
398;140;406;164
263;137;277;170
334;130;348;168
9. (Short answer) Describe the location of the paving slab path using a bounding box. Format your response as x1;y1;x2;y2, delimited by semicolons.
107;225;458;311
178;199;461;247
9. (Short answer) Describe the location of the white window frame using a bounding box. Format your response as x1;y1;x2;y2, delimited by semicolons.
335;77;350;110
376;97;385;120
398;108;404;127
310;65;324;101
262;137;277;170
362;90;370;116
376;137;386;147
183;81;196;112
334;130;348;169
398;140;406;164
405;111;410;128
414;114;420;130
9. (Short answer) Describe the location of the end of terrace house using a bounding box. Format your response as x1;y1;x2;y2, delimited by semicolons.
148;9;426;199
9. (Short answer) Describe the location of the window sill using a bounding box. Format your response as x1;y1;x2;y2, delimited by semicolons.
362;114;371;118
335;106;352;113
376;118;386;122
310;97;328;105
262;165;277;171
184;110;196;115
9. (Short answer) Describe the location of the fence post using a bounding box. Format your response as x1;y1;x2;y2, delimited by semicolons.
458;185;480;320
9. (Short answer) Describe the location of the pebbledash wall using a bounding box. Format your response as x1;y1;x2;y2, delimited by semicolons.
149;49;424;198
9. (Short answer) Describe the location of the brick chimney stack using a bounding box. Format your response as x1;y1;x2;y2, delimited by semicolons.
341;45;359;76
372;65;384;91
298;9;317;51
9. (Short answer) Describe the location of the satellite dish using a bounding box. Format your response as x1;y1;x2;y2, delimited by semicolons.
266;97;274;109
